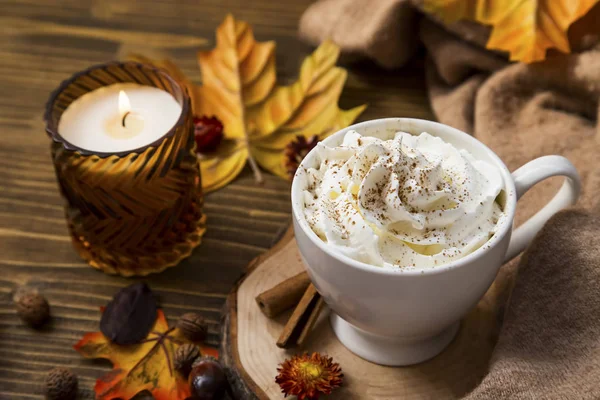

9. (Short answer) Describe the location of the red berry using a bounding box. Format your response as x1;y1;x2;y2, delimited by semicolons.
194;116;224;153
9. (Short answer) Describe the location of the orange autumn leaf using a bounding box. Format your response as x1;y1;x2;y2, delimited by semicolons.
423;0;600;63
131;14;366;192
74;310;217;400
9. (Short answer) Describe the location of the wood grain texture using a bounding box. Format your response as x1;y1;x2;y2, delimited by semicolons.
221;234;499;400
0;0;432;398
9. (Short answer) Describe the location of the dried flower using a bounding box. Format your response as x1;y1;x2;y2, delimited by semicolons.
284;135;319;179
14;287;50;327
45;367;78;400
174;343;200;377
275;352;343;400
177;312;208;342
194;116;224;153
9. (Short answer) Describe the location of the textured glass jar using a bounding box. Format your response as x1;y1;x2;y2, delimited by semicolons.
45;62;205;276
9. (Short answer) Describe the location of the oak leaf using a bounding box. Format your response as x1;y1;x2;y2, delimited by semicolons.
423;0;600;63
132;14;366;192
74;309;217;400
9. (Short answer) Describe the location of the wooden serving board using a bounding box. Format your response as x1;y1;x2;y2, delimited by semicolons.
220;227;508;399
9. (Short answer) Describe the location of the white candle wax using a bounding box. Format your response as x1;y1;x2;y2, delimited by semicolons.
58;83;182;153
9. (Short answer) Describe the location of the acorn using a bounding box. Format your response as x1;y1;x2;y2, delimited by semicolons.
175;343;200;377
45;367;78;400
189;357;227;400
14;287;50;327
176;313;208;342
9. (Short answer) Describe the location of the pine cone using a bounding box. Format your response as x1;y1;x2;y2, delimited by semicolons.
283;135;319;179
45;367;78;400
176;313;208;342
174;343;200;377
14;288;50;327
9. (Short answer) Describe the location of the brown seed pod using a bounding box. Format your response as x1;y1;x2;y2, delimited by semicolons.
189;357;227;400
176;313;208;342
174;343;200;377
45;367;78;400
14;288;50;327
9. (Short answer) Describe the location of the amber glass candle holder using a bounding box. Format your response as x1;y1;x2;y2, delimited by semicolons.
44;62;206;276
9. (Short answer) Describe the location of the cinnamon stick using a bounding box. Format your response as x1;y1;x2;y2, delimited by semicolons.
276;284;323;348
255;271;310;318
296;295;325;347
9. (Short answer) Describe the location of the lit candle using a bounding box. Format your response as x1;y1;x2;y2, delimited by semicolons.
58;82;182;153
45;62;204;276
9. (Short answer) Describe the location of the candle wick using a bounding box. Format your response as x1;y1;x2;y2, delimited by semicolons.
122;111;131;127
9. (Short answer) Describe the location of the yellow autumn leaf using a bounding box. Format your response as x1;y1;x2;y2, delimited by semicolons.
423;0;600;63
195;15;365;189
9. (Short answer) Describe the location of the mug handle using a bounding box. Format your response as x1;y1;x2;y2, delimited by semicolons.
504;155;581;262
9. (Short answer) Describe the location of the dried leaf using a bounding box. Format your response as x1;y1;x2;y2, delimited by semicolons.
100;283;157;345
423;0;600;63
75;310;218;400
131;14;365;192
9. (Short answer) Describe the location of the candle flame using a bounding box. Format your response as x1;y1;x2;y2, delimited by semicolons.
118;90;131;116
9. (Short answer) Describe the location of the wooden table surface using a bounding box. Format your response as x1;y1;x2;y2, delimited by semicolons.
0;0;432;398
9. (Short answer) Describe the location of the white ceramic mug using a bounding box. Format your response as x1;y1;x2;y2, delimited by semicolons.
291;118;581;366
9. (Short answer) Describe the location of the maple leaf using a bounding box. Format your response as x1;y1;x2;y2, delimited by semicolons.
423;0;600;63
74;310;218;400
131;14;366;192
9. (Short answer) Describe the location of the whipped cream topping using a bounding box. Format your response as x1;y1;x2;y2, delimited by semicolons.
301;130;505;269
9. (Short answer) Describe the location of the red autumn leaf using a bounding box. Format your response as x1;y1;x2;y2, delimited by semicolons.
74;309;218;400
